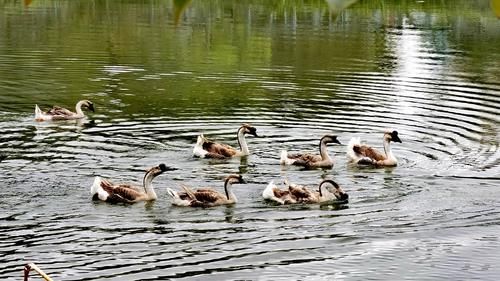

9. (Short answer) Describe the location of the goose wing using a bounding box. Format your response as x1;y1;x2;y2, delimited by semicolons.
289;185;314;201
100;183;143;203
202;141;237;158
352;144;387;161
273;188;290;198
288;153;322;167
287;153;321;162
193;190;225;203
47;106;74;116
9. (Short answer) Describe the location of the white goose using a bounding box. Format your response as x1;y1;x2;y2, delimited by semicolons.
263;179;349;205
90;164;175;203
35;100;94;121
347;130;402;166
280;135;341;169
167;174;245;207
193;124;258;159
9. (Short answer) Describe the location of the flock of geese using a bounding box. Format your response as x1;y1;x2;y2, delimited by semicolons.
35;100;404;208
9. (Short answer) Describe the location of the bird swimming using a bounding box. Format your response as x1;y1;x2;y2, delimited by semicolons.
167;174;245;207
347;130;402;166
90;164;175;203
280;135;341;169
35;100;94;121
193;124;258;159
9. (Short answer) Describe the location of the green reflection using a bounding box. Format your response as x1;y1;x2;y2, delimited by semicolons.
0;0;498;117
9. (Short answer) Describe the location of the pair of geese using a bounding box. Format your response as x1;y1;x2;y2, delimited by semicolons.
35;100;403;207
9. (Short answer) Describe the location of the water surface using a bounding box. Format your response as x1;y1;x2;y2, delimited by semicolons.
1;0;499;280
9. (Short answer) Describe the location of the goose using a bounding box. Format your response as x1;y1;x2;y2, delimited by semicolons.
280;135;341;169
35;100;94;121
347;130;402;166
90;164;175;203
262;179;348;205
193;124;258;159
167;174;245;207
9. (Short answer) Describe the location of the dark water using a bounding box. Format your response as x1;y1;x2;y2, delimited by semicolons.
1;0;500;280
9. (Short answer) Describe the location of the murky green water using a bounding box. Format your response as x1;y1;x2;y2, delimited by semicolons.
1;0;499;280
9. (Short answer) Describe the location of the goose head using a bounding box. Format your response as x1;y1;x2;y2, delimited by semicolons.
384;130;402;143
81;100;95;112
143;164;176;183
319;179;349;201
225;174;246;185
241;124;258;137
321;135;341;145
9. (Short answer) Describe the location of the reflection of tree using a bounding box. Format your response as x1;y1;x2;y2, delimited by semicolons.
1;0;499;113
173;0;193;25
492;0;500;18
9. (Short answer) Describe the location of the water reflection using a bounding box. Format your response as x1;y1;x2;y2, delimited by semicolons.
326;0;359;19
492;0;500;18
174;0;193;25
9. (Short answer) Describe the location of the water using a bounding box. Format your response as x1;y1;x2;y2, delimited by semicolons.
1;0;499;280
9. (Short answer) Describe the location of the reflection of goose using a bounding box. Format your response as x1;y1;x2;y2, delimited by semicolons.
326;0;359;18
280;135;341;169
193;124;258;159
91;164;174;203
347;130;402;166
167;175;245;207
35;100;94;121
263;179;348;205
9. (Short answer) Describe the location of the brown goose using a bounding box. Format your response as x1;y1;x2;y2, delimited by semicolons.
193;124;258;159
280;135;341;169
167;174;245;207
347;130;402;166
35;100;95;121
262;179;348;205
90;164;175;203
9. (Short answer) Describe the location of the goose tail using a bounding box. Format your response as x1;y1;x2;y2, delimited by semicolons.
346;137;361;162
90;176;108;201
34;104;44;121
193;135;207;158
166;188;180;200
263;180;284;204
167;187;192;206
280;150;294;165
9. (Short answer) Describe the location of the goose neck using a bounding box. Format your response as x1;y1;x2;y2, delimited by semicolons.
237;127;249;155
142;172;158;199
319;139;331;161
224;179;237;202
75;101;85;116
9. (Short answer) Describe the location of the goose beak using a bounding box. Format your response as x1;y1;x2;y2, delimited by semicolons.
334;138;341;144
88;103;95;112
336;192;349;201
393;135;402;143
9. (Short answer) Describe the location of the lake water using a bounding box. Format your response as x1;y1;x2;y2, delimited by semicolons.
1;0;499;280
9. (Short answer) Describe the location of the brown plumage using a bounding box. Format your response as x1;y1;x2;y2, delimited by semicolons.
201;142;238;158
352;145;387;161
167;175;246;207
35;100;95;121
280;135;341;169
193;124;258;159
347;130;402;166
91;164;175;203
263;179;349;205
